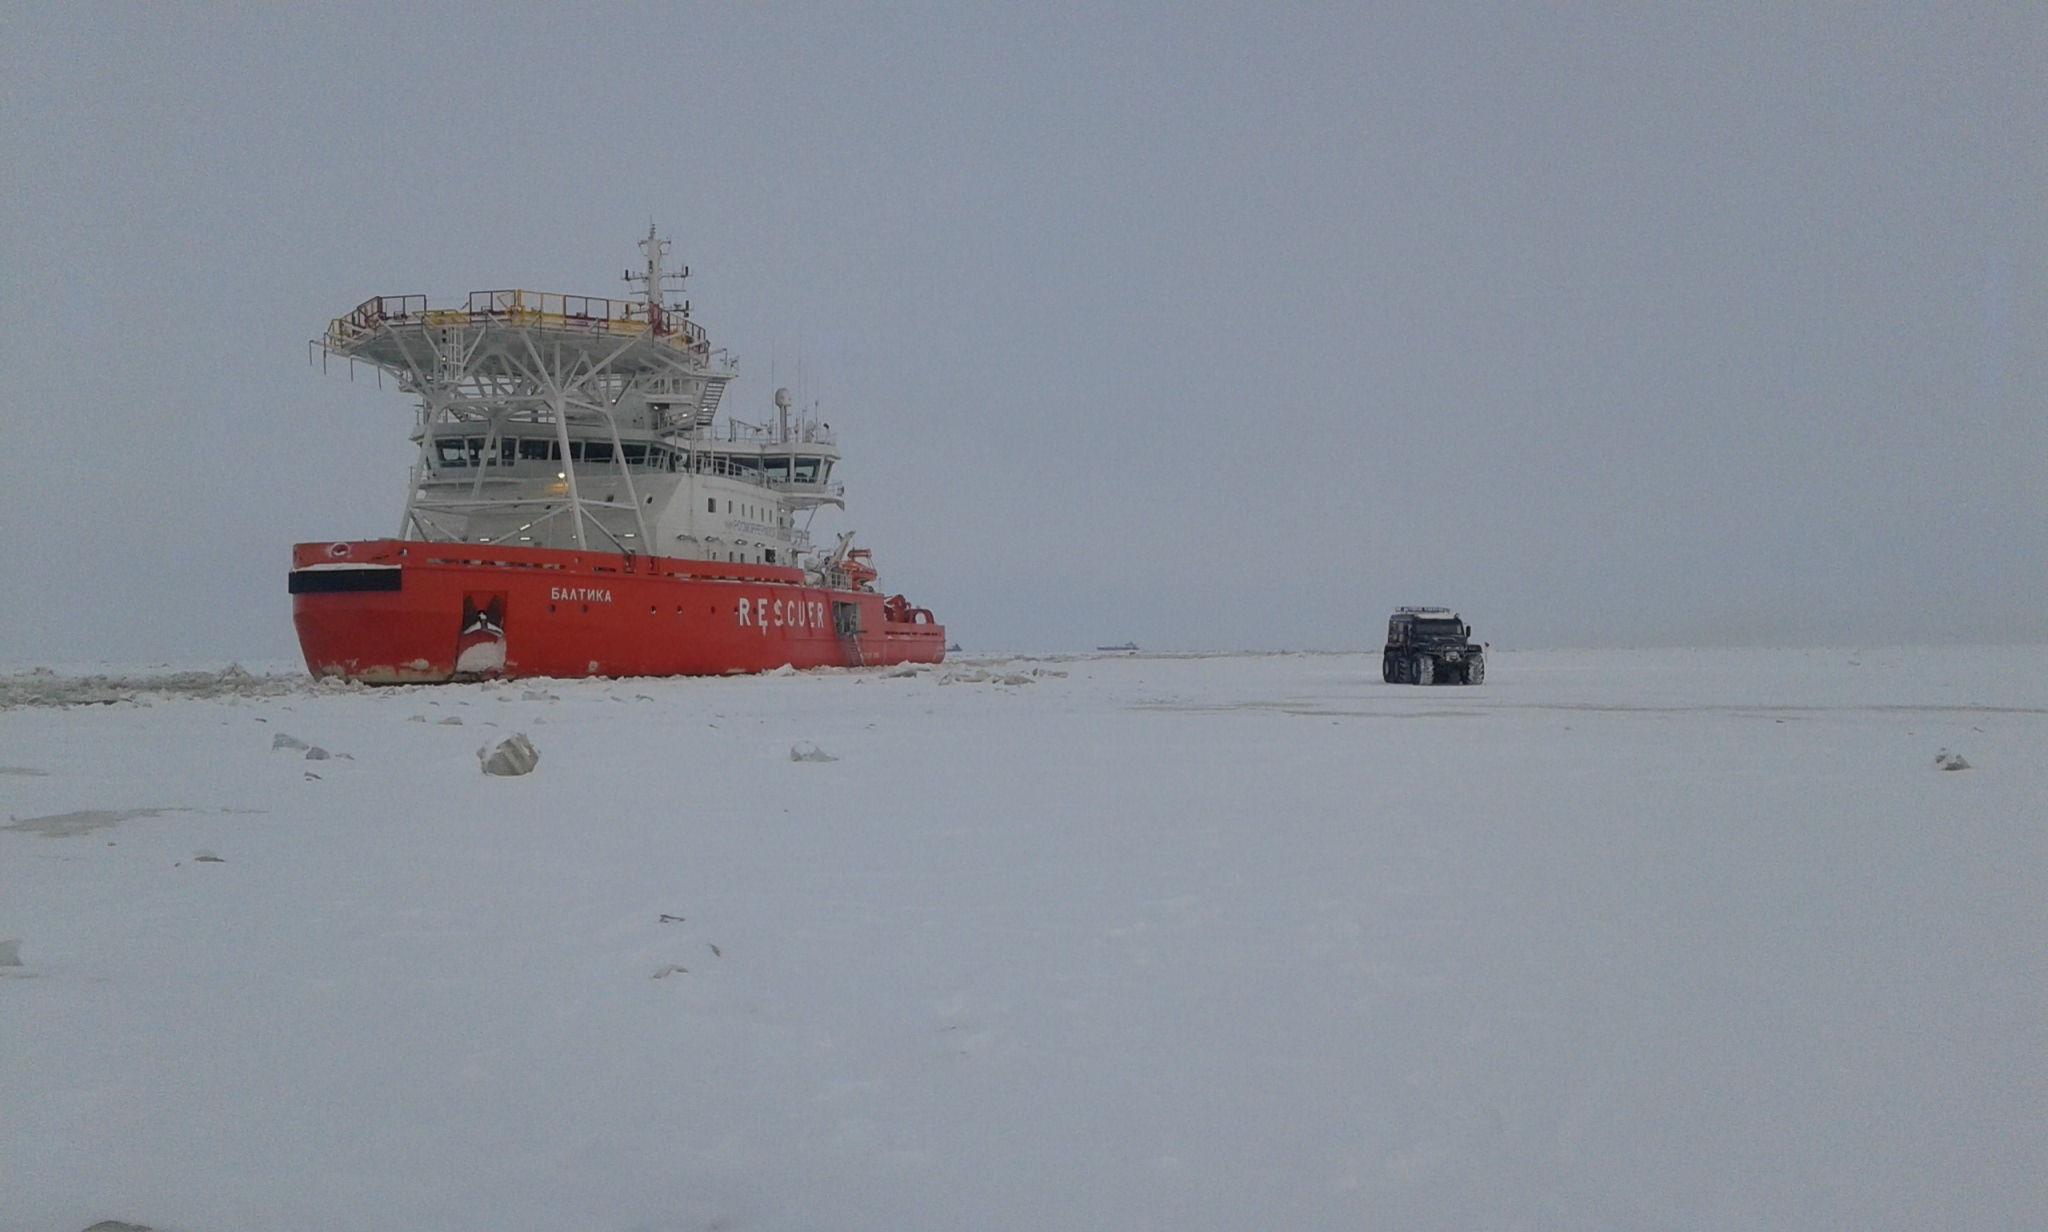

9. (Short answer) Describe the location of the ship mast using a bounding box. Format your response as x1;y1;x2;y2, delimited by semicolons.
625;224;689;336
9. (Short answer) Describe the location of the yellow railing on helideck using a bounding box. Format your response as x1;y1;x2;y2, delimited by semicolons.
327;290;708;353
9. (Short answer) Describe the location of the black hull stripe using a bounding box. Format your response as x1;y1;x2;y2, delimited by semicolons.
290;568;403;594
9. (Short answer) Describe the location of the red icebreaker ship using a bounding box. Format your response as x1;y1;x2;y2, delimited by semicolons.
291;229;943;682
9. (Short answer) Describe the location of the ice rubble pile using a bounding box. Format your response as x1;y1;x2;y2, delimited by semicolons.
0;664;304;709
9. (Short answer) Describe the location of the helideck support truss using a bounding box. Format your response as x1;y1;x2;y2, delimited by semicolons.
318;285;737;552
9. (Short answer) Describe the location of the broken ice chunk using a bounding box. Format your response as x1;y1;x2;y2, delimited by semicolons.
479;733;540;776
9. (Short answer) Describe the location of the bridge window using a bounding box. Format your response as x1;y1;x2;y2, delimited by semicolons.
434;437;505;467
793;456;821;482
518;438;559;461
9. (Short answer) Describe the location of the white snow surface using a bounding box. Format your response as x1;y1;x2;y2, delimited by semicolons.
2;649;2043;1231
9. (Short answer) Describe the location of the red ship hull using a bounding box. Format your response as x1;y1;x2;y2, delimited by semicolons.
290;540;944;683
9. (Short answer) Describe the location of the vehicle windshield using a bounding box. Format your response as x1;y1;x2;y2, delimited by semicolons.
1412;619;1463;638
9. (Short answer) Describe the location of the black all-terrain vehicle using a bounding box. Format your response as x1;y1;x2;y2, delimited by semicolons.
1383;607;1484;685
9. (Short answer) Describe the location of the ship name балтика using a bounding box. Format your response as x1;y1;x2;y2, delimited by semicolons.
290;229;944;681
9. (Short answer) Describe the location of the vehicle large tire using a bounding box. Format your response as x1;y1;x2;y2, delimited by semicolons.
1414;654;1435;686
1465;654;1484;685
1382;654;1397;684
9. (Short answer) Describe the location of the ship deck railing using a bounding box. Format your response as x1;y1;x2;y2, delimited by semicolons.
327;291;710;354
716;420;837;447
410;442;844;494
414;463;843;500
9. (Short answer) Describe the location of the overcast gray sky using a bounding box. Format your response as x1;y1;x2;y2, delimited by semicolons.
3;4;2043;661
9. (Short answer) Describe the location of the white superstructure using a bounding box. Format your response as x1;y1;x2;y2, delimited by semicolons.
318;228;845;572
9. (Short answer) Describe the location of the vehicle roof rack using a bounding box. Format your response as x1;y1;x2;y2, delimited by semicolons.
1394;606;1454;615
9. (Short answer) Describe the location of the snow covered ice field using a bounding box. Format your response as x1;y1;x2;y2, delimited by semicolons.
2;649;2042;1232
